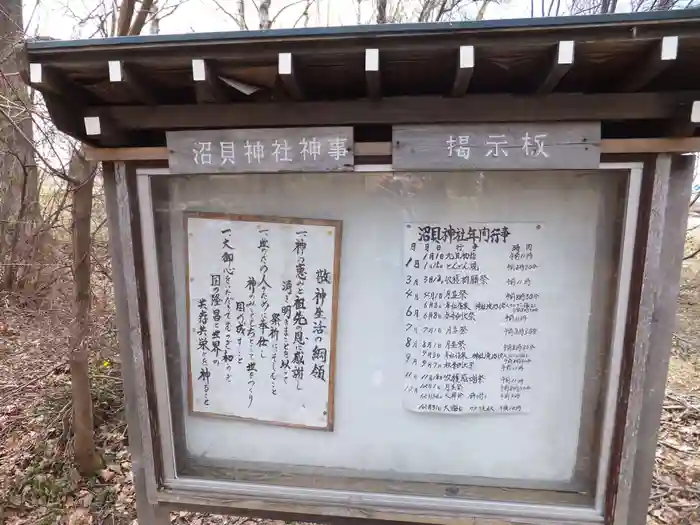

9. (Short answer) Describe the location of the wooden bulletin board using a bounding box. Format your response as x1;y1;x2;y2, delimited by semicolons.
185;212;342;430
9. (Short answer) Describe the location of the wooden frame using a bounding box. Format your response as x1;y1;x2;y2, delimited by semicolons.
84;137;700;163
182;211;342;431
100;159;690;525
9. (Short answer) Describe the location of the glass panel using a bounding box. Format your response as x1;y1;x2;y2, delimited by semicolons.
151;169;626;503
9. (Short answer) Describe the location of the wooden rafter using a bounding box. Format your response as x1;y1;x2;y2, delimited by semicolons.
536;40;574;94
451;45;474;97
278;52;303;100
192;59;231;103
619;36;678;92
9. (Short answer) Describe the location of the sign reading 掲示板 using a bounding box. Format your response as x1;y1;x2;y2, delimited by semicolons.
392;122;601;171
167;127;354;174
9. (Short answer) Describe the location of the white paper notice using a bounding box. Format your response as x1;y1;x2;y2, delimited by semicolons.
187;215;338;429
403;222;543;415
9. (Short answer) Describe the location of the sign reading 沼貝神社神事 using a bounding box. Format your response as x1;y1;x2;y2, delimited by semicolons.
167;127;354;174
393;123;600;170
187;214;340;430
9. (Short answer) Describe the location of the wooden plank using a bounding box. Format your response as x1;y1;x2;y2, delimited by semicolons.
393;122;600;170
167;126;353;174
103;162;170;524
156;481;601;524
601;137;700;153
84;137;700;163
84;146;169;161
611;154;671;525
98;92;697;131
617;154;695;525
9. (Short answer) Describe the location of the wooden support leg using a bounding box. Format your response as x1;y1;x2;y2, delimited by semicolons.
103;161;170;525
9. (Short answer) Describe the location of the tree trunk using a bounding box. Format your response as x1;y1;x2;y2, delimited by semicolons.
0;0;38;290
70;151;101;475
376;0;387;23
259;0;272;29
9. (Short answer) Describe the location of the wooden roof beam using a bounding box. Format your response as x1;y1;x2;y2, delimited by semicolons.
94;92;700;130
82;113;128;146
451;45;474;97
536;40;574;94
28;63;100;142
84;138;700;162
29;63;99;105
619;36;678;92
365;48;381;99
109;61;160;105
192;59;231;104
278;52;303;100
665;99;699;137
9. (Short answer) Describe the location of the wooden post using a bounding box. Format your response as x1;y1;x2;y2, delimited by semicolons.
103;161;170;525
612;154;695;525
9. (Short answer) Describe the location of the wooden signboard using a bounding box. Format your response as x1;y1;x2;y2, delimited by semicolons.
167;127;354;174
186;213;341;430
393;122;601;170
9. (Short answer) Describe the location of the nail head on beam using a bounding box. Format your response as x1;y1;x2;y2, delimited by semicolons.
84;116;101;136
365;48;379;72
691;101;700;124
278;52;293;76
192;59;206;82
661;35;679;61
108;60;122;82
557;40;575;65
29;63;42;84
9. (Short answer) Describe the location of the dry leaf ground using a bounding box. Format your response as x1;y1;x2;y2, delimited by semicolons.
1;259;699;524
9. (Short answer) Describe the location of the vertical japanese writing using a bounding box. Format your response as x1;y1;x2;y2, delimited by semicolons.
196;297;210;406
281;279;292;384
403;222;540;415
188;217;338;427
311;267;331;382
292;231;308;389
210;274;222;366
221;229;235;382
245;267;257;408
258;228;272;396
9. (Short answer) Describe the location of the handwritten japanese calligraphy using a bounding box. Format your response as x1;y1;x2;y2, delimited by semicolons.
403;222;544;415
187;215;340;429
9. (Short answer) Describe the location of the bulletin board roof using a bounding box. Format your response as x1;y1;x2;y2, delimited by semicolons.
21;9;700;147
